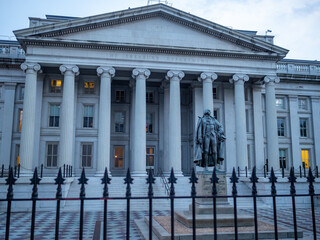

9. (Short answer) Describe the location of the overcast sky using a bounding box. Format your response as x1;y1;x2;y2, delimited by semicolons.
1;0;319;60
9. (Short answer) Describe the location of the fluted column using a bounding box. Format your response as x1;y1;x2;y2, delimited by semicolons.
230;74;249;170
198;72;217;113
131;68;150;176
162;81;170;175
264;76;280;171
166;70;185;176
96;66;115;176
59;65;79;167
19;62;41;175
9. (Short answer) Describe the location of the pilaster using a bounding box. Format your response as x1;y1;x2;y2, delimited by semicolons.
288;95;300;169
311;96;320;167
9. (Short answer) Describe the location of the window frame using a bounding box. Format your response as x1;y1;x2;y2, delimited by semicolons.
83;105;94;128
84;80;95;94
146;91;154;103
301;149;310;169
48;103;60;128
277;118;285;137
81;143;93;168
298;97;308;111
50;79;62;93
146;112;153;133
18;108;23;132
114;111;125;133
146;146;155;169
276;97;285;110
115;90;126;103
46;142;58;168
299;118;308;137
279;149;287;169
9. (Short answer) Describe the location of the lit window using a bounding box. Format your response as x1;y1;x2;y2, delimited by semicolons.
298;98;308;110
16;144;20;166
276;98;284;109
115;90;125;103
146;147;155;168
277;118;285;136
115;112;125;132
114;146;124;168
301;149;309;168
300;118;308;137
49;104;60;127
51;80;62;93
83;105;93;128
146;91;154;103
84;81;95;94
279;149;287;169
81;143;93;167
19;109;23;132
213;88;217;99
47;143;58;167
146;113;153;133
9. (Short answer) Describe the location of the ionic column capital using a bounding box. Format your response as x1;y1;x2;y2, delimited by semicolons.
198;72;218;83
166;70;184;82
97;66;115;78
132;68;151;80
229;74;249;84
264;75;280;84
59;65;80;76
21;62;41;73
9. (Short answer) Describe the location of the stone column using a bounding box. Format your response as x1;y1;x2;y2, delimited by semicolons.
198;72;217;114
0;83;16;167
166;70;185;176
19;62;41;175
96;66;115;176
59;65;79;167
129;80;136;171
311;97;320;167
229;74;249;171
288;96;300;168
131;68;150;176
264;76;280;171
162;81;170;175
252;84;264;171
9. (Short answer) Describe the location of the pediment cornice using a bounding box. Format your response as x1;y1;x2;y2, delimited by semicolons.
14;4;288;58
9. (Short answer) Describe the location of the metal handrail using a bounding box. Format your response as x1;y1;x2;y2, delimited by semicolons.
158;168;170;196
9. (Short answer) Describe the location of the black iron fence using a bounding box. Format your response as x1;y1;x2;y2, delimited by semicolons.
1;166;319;240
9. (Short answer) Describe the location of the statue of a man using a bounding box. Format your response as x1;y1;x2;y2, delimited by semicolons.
194;109;226;169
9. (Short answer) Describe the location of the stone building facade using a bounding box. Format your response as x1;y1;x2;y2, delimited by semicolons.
0;4;319;177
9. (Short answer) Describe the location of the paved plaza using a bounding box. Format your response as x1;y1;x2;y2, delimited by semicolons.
0;207;319;239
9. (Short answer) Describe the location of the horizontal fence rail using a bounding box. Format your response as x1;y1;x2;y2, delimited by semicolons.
1;166;319;240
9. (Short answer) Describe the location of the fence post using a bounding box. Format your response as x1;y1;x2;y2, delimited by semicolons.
63;164;66;178
101;168;111;240
211;167;219;240
316;166;319;178
307;168;317;239
168;168;177;240
78;168;88;240
14;166;17;177
303;165;306;178
263;165;266;178
269;168;278;239
250;167;259;240
124;168;133;240
237;166;240;177
55;168;65;240
5;167;17;240
18;164;20;178
71;166;73;177
40;164;43;178
1;164;4;177
30;168;41;240
147;168;156;240
281;166;285;178
245;166;247;177
288;167;298;239
299;165;302;178
230;168;239;240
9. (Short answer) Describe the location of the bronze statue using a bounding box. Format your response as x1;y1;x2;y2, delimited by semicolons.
194;109;226;169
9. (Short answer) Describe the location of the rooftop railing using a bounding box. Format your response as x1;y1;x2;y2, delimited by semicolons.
277;62;320;76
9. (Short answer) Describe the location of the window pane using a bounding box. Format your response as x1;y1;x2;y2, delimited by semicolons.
114;146;124;168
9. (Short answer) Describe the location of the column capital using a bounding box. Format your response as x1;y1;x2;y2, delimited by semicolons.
59;65;80;76
264;75;280;84
165;70;185;81
198;72;218;83
97;66;115;78
21;62;41;73
132;68;151;80
229;74;249;84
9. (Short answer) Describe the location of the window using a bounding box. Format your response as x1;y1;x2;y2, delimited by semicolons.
115;112;125;132
115;90;125;103
50;80;62;93
49;104;60;127
301;149;309;168
277;118;285;136
300;118;308;137
298;98;308;110
84;81;95;94
47;143;58;167
114;146;124;168
146;147;155;169
213;109;218;119
81;143;93;167
18;109;23;132
83;105;93;128
19;87;24;100
213;88;217;99
276;98;284;109
279;149;287;169
146;91;154;103
146;113;153;133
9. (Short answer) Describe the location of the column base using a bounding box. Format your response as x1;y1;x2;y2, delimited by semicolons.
131;170;147;177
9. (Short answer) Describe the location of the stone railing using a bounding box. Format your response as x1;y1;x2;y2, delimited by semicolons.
0;45;25;58
277;62;320;76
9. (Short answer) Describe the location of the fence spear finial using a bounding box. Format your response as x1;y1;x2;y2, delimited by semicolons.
250;166;259;196
78;168;88;198
146;169;156;197
210;167;219;196
55;168;65;199
288;167;296;195
6;167;16;200
189;167;198;197
101;167;111;198
307;168;315;196
124;168;133;198
168;168;177;197
30;167;41;199
269;167;277;196
230;167;239;196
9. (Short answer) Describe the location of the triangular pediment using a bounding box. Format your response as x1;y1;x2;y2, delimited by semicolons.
14;4;288;58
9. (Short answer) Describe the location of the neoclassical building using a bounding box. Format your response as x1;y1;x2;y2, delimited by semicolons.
0;4;319;177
